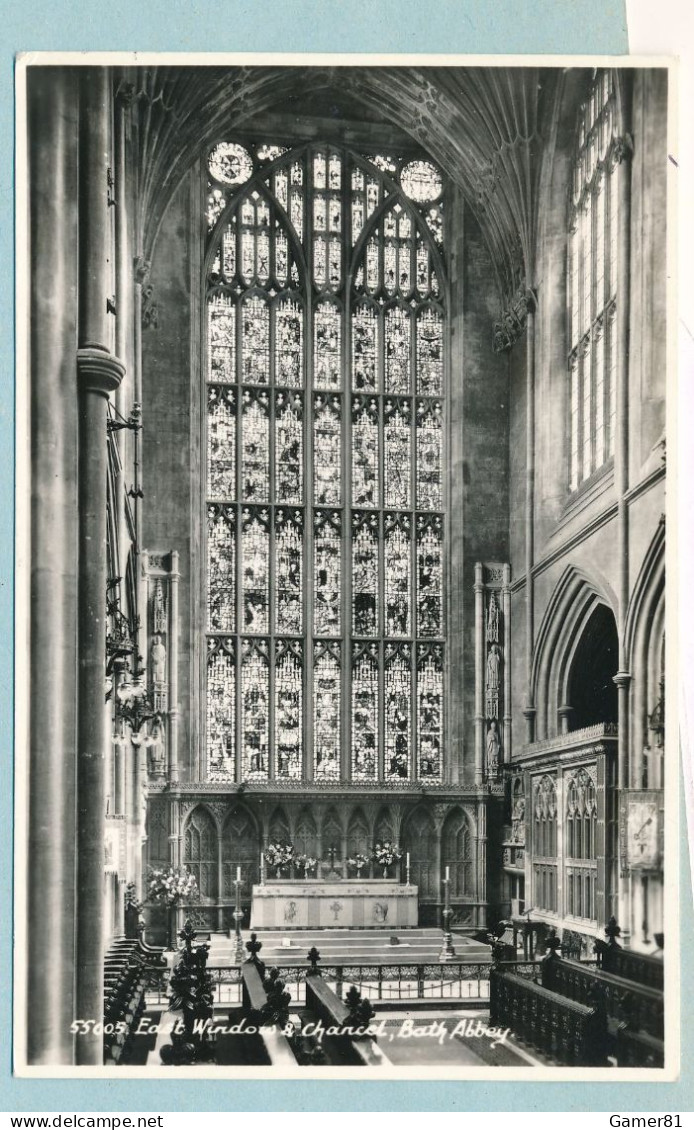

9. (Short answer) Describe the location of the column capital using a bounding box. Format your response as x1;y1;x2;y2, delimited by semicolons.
613;670;632;689
77;347;125;397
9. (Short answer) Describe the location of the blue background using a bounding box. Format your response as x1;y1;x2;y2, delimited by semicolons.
4;0;692;1112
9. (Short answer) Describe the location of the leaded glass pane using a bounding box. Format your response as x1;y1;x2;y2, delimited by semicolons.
241;640;269;780
417;645;443;779
384;398;411;508
275;391;303;504
385;644;411;779
275;641;302;779
207;505;235;632
314;510;341;635
352;643;378;780
208;142;253;186
241;390;269;501
313;235;327;288
366;238;380;292
207;187;226;229
314;302;341;388
313;394;341;505
352;511;378;637
275;508;303;634
241;296;269;383
241;508;269;633
416;241;429;296
416;399;442;508
207;386;236;499
385;514;411;637
385;306;411;393
275;227;289;286
416;308;443;395
352;396;379;507
205;139;446;787
417;516;443;637
314;644;340;779
222;222;237;279
400;160;442;203
352;304;379;391
275;297;303;388
208;294;236;383
207;639;235;778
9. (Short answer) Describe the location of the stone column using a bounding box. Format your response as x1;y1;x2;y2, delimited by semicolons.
524;297;537;743
75;348;124;1066
74;67;126;1066
502;564;512;763
476;801;487;930
26;66;80;1067
169;551;180;784
613;133;633;942
473;563;485;783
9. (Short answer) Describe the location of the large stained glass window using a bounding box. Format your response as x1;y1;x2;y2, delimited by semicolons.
204;140;446;782
568;70;620;491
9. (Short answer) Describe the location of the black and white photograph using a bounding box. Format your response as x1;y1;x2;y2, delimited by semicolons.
14;55;676;1078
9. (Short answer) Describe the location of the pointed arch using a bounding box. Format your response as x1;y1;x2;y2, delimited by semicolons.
441;806;474;899
625;519;666;787
532;564;618;740
182;804;219;900
402;806;437;899
221;804;259;899
346;808;370;860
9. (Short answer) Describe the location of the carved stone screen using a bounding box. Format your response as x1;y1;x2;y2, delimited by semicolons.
204;142;446;783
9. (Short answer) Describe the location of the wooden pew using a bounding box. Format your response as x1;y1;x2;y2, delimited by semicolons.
541;956;664;1041
489;966;608;1066
304;974;387;1066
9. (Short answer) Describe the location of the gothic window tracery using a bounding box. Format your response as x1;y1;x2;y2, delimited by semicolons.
565;767;598;921
204;141;446;783
533;774;558;913
568;69;620;491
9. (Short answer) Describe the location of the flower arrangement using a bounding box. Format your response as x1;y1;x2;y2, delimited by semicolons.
295;854;317;876
147;866;199;907
347;853;369;875
265;842;295;875
372;842;403;873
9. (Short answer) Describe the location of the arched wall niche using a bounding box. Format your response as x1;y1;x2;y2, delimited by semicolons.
531;564;618;741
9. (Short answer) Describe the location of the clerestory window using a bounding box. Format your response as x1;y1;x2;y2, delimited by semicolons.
567;69;620;492
203;140;447;784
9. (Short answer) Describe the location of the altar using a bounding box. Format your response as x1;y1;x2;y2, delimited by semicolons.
250;880;419;929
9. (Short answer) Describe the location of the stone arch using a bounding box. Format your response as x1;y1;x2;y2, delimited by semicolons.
346;808;370;860
402;806;437;899
373;806;395;848
294;808;318;859
441;806;474;899
221;804;259;899
565;603;619;731
625;519;665;787
182;804;219;901
532;564;618;740
321;806;344;860
267;805;291;847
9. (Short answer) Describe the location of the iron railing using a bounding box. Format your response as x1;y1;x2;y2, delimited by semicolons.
146;961;492;1009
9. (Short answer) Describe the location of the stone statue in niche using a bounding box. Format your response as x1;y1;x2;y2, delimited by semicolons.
485;642;501;719
486;720;500;776
486;592;499;643
151;634;166;684
153;579;167;633
147;718;166;777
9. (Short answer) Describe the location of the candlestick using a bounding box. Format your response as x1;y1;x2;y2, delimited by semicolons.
439;864;456;963
406;852;411;886
232;865;244;964
260;851;265;885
